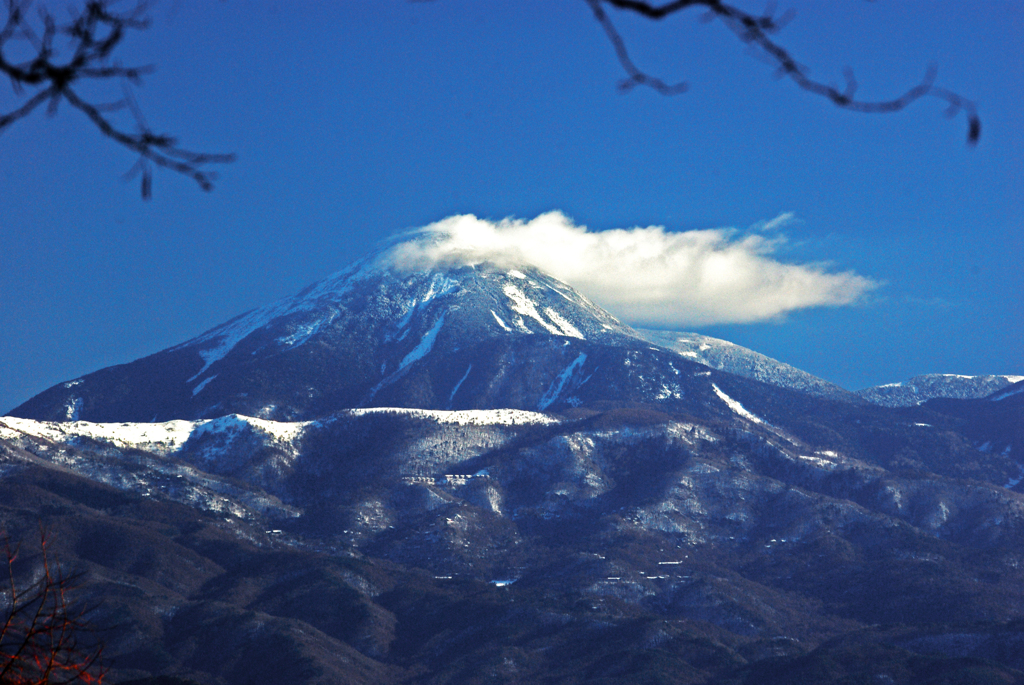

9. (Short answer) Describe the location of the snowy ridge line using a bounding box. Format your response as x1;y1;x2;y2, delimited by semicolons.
1;415;199;454
0;408;558;460
172;254;384;383
0;414;310;457
337;407;561;426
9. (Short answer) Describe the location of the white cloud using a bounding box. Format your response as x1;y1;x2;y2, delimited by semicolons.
387;211;877;327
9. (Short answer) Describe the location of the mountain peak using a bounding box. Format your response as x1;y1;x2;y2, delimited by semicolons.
8;251;661;423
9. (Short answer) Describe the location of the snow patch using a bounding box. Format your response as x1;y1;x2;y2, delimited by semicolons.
450;365;472;403
277;310;338;348
711;384;764;425
192;375;217;396
655;384;683;400
491;310;512;332
503;284;562;336
798;454;837;470
539;353;587;410
64;397;83;421
421;273;461;305
544;308;584;339
182;303;300;382
395;303;417;332
399;312;445;371
1005;465;1024;490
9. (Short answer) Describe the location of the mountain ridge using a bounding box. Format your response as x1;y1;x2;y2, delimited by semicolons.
857;373;1024;407
4;238;1024;684
13;245;860;426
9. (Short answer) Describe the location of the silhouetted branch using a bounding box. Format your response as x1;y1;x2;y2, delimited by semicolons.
587;0;981;145
0;0;234;198
1;529;106;684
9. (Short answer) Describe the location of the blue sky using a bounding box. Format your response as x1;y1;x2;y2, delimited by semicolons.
1;1;1021;413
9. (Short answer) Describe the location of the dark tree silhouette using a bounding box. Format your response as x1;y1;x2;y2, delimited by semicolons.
0;0;233;198
586;0;981;145
0;530;106;684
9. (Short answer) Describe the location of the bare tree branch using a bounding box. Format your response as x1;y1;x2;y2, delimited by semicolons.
1;529;107;684
0;0;234;198
588;0;981;145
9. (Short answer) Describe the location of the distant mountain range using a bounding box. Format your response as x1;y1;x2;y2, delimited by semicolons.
855;373;1024;407
4;235;1023;685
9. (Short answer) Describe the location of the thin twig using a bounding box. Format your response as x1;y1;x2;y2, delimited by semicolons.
0;0;234;197
591;0;980;145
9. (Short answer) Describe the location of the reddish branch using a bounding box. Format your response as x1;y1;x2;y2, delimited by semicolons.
0;530;106;684
0;0;234;198
586;0;981;145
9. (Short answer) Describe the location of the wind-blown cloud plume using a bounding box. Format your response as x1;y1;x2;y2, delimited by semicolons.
389;212;877;327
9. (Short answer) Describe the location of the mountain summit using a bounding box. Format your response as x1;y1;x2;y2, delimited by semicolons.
13;240;750;422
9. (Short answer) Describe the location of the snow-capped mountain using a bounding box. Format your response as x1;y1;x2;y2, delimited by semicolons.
5;234;1024;684
636;330;859;402
857;374;1024;407
10;243;810;425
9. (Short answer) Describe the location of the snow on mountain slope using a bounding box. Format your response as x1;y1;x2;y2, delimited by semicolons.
857;374;1024;407
0;415;199;455
991;380;1024;402
711;383;765;425
0;414;309;462
9;237;747;422
637;330;859;402
0;415;301;519
20;231;1012;430
339;407;560;426
0;408;557;463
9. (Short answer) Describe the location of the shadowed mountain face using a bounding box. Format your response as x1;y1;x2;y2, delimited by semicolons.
4;243;1024;684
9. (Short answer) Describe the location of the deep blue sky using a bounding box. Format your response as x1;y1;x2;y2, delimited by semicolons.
2;1;1021;413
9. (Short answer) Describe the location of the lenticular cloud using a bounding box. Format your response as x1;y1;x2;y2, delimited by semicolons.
389;211;877;327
